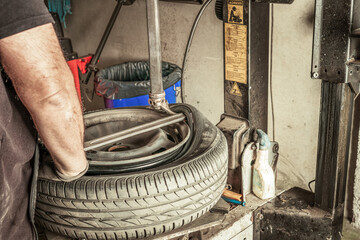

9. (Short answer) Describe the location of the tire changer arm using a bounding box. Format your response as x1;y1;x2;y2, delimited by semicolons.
146;0;174;113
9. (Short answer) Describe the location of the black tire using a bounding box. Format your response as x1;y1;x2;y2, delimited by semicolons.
215;0;223;21
35;104;228;240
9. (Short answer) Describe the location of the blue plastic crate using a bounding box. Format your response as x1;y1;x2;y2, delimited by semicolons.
104;80;181;108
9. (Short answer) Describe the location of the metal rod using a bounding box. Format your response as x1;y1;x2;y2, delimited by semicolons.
146;0;164;95
84;113;185;151
84;0;124;84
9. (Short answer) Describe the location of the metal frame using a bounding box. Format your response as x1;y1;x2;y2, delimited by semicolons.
311;0;352;84
314;82;354;217
311;0;360;233
248;1;270;131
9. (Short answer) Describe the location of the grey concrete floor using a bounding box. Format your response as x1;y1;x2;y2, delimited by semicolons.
39;218;360;239
343;220;360;240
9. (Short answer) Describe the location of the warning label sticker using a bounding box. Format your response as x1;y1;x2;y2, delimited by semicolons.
225;23;247;84
227;0;244;24
230;82;242;96
228;4;243;24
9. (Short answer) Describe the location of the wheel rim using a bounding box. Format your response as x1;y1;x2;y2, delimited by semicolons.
84;108;190;173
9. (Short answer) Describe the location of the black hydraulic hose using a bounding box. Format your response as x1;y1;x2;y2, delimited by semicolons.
84;0;124;84
181;0;213;103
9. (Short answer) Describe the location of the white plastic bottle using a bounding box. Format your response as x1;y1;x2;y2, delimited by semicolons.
252;129;275;200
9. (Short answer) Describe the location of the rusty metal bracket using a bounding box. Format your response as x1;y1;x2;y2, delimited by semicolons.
217;114;250;170
311;0;351;83
217;114;250;193
311;0;360;93
346;58;360;93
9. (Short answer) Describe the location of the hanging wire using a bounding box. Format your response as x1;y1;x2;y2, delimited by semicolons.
269;3;276;141
181;0;214;103
308;179;315;192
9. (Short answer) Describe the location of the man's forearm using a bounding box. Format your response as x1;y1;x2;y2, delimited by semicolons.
0;23;87;176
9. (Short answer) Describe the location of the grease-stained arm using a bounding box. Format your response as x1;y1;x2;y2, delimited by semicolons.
0;23;87;177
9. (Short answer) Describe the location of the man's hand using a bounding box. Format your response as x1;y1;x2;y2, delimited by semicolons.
38;155;89;182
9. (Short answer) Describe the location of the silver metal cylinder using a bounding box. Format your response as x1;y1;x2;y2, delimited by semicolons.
146;0;164;95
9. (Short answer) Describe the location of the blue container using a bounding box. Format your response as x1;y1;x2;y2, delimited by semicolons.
104;80;181;108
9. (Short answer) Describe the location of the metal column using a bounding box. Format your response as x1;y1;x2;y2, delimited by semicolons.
223;0;292;131
248;1;270;131
314;82;354;229
311;0;360;232
146;0;164;96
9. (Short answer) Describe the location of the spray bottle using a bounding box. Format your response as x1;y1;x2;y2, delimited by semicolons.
252;129;275;199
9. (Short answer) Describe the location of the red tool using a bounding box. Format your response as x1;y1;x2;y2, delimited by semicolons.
67;55;93;105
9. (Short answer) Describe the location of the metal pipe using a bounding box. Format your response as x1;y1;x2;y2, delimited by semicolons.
84;113;185;151
146;0;170;111
146;0;163;95
84;0;124;84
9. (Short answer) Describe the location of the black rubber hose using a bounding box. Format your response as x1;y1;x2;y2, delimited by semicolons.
181;0;213;103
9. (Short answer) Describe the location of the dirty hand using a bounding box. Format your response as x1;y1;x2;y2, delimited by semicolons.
38;155;89;182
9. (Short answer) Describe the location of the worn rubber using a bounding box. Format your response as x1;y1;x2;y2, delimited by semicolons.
35;105;228;240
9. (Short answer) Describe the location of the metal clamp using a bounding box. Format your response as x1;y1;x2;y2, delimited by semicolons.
149;92;176;114
87;64;100;72
148;92;166;108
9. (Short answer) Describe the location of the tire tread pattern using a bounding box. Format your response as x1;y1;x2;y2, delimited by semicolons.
36;126;228;240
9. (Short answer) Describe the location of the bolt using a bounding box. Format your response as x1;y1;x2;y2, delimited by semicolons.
312;72;319;78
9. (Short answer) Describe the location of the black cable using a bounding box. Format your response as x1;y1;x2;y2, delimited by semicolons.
270;3;275;141
308;179;315;192
29;141;40;240
181;0;213;103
